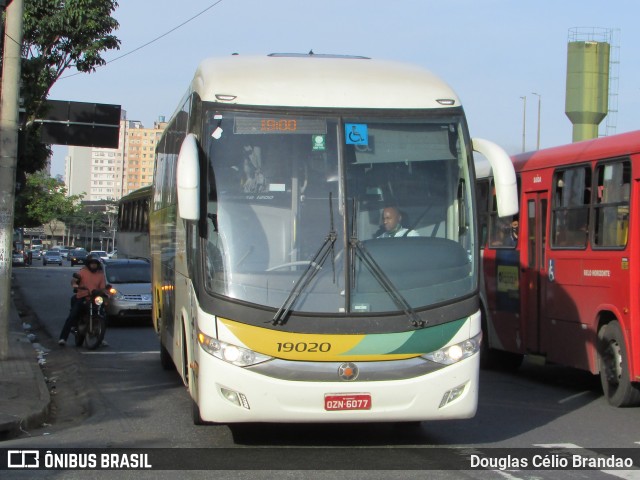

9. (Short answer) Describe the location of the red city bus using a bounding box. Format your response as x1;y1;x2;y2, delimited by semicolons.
477;130;640;407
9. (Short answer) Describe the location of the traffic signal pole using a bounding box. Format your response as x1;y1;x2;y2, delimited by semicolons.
0;0;24;359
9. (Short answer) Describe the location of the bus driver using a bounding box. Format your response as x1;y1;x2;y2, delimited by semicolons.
378;207;419;238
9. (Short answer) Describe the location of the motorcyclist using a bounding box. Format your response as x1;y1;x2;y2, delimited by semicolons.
58;253;107;346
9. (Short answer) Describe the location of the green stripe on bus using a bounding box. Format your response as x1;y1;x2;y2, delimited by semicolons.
344;317;467;355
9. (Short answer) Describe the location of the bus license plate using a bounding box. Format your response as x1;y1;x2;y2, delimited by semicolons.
324;393;371;411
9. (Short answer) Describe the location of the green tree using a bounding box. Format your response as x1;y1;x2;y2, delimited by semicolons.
63;205;113;250
1;0;121;176
19;172;83;232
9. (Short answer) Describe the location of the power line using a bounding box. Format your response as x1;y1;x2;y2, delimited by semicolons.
107;0;224;65
62;0;224;79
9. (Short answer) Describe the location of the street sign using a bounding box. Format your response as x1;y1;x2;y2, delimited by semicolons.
37;100;121;148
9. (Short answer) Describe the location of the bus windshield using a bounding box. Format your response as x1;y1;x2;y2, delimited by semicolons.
203;109;475;314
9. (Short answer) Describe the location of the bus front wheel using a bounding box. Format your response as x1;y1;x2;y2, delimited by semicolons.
597;321;640;407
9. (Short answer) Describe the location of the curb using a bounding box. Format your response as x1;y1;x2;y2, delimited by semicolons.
0;294;52;440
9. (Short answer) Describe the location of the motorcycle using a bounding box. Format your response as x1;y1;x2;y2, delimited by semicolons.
73;283;110;350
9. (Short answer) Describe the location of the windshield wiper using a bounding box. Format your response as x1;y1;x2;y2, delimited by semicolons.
272;194;337;326
348;199;425;328
350;239;425;328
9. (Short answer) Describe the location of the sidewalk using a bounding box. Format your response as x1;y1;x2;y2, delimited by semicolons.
0;290;51;440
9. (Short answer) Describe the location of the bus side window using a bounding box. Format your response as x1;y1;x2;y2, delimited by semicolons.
593;160;630;248
490;216;517;248
488;178;518;249
551;166;590;248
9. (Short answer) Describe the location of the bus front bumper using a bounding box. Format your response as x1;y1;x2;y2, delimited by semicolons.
194;349;479;423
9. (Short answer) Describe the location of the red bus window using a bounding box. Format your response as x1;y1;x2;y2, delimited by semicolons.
593;160;630;248
488;178;519;249
551;166;590;248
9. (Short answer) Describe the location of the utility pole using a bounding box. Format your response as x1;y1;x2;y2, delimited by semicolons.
0;0;25;359
532;92;541;149
90;216;94;251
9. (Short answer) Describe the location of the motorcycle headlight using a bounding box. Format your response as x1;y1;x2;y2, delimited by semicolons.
422;332;482;365
197;330;271;367
94;296;104;306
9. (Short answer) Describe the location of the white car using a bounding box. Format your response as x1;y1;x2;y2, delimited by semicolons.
90;250;109;261
103;259;152;322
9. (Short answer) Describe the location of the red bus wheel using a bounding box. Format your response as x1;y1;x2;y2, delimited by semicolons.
597;321;640;407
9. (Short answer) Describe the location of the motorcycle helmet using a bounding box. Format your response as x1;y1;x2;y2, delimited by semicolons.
86;253;102;266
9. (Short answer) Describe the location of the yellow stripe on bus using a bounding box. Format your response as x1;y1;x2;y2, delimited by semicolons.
218;317;419;362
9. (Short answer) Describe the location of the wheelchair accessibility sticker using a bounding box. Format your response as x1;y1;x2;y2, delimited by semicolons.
345;123;368;145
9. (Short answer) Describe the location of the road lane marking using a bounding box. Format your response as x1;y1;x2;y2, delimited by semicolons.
557;391;592;404
80;351;159;355
493;471;524;480
534;443;580;448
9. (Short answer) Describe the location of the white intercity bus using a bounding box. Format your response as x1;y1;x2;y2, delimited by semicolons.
151;53;517;424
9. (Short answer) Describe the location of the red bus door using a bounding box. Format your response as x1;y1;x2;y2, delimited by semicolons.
522;192;548;354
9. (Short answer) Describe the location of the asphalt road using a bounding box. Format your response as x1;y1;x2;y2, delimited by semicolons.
4;263;640;479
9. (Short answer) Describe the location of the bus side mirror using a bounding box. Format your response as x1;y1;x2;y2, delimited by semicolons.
472;138;518;217
177;133;200;221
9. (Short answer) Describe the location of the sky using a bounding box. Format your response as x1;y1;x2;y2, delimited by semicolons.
49;0;640;177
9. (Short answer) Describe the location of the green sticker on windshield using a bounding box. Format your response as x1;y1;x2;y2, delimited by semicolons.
312;134;326;151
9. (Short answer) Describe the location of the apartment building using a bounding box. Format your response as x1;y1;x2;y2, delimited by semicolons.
64;146;91;198
123;118;166;196
63;115;167;201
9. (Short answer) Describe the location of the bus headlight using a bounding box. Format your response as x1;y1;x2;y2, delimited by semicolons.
197;330;272;367
422;332;482;365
